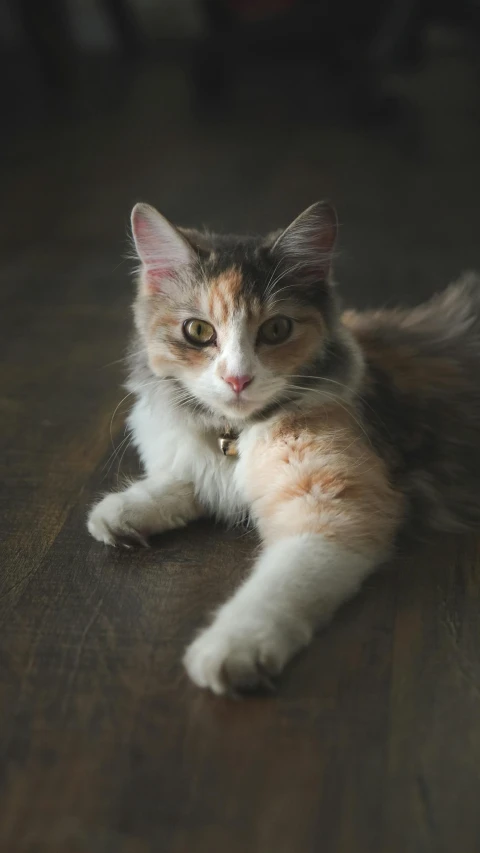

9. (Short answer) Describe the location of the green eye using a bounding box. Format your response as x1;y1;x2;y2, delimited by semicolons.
183;318;216;346
258;315;293;345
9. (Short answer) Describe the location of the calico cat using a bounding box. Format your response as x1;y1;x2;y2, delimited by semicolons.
88;201;480;695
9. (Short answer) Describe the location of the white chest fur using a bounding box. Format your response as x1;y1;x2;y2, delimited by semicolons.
128;389;257;524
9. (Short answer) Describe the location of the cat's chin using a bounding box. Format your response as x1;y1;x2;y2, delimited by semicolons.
211;396;265;422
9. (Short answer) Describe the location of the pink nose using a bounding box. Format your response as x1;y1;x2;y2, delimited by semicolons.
223;374;253;394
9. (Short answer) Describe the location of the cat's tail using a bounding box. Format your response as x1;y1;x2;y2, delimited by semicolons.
401;270;480;344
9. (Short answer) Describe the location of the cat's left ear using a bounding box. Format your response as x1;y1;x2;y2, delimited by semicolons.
131;203;195;293
269;201;338;282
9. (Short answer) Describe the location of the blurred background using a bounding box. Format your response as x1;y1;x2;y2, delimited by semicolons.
1;0;480;308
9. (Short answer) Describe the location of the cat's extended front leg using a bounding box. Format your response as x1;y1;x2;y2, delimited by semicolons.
184;414;404;695
184;536;378;694
88;477;201;547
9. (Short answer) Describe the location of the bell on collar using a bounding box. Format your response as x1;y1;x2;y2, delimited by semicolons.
219;430;238;457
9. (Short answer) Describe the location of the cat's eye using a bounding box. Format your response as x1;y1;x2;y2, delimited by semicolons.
258;315;293;345
183;318;216;346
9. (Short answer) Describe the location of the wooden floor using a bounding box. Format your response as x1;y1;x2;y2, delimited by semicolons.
1;40;480;853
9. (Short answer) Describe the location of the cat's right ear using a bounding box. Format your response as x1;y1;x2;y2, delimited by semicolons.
131;203;194;293
269;201;338;283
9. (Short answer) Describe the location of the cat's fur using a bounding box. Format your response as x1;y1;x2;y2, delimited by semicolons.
88;201;480;695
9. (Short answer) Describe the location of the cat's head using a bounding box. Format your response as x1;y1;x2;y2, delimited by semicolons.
130;202;361;423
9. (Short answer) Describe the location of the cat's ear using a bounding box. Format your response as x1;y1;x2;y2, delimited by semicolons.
131;203;194;292
269;202;338;282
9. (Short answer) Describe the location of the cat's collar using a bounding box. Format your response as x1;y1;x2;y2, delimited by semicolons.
218;426;239;457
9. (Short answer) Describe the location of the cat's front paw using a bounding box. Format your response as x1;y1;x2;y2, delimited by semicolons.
87;493;150;548
184;614;309;696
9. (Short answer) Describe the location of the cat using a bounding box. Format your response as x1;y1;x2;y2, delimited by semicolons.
88;200;480;696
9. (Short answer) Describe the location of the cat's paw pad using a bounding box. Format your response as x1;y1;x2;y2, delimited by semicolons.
87;493;150;548
184;618;306;696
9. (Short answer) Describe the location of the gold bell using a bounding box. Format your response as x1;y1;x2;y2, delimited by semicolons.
219;433;238;457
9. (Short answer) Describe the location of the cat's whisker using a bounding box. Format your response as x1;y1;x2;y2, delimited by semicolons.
109;392;136;449
264;261;305;297
235;523;256;540
102;430;133;477
288;373;390;431
266;275;300;297
263;257;284;295
116;434;134;482
101;350;147;370
288;384;372;446
289;374;351;389
108;379;161;449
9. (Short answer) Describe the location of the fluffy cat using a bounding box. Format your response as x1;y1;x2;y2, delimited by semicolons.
88;201;480;695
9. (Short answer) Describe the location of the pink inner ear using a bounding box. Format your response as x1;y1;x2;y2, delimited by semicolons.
134;219;161;262
134;217;148;236
132;205;192;293
133;216;171;289
144;265;173;293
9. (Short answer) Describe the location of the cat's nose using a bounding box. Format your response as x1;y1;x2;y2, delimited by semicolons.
223;374;253;394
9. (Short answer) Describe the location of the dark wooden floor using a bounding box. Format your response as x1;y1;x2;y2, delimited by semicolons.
2;37;480;853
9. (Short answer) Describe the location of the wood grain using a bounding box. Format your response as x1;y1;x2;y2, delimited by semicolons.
1;43;480;853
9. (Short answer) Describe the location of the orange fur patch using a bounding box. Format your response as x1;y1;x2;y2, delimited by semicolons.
244;406;404;555
208;268;244;325
143;302;210;372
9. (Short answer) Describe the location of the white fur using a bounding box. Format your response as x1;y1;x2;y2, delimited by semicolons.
127;389;248;523
88;384;380;693
87;477;201;545
184;536;373;694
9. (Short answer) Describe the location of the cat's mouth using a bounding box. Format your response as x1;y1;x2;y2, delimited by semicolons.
184;377;288;422
216;387;290;421
208;388;272;421
221;395;261;416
